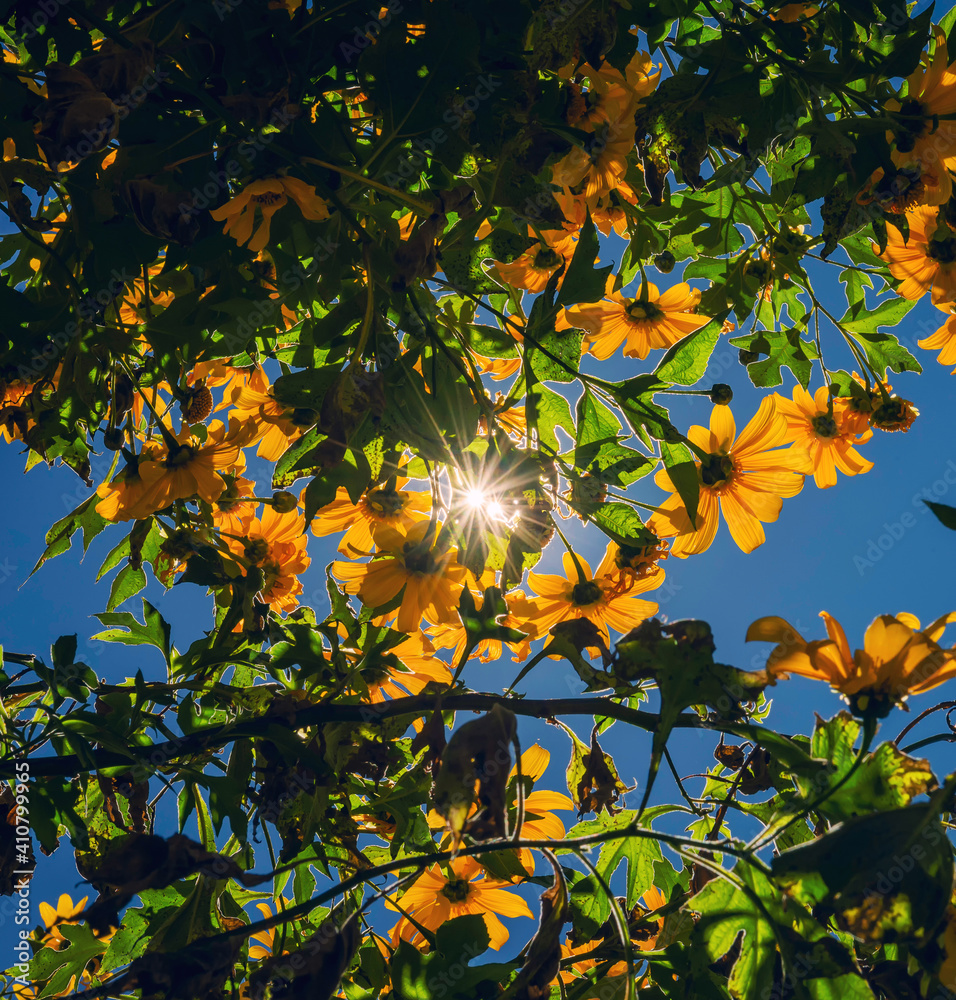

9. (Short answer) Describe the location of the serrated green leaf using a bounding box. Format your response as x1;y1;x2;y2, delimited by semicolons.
662;441;699;530
654;310;729;386
557;211;613;307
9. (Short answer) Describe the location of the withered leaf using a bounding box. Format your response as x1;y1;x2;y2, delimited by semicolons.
248;916;361;1000
432;704;517;850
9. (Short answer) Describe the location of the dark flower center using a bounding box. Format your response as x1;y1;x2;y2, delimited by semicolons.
927;237;956;264
811;414;839;438
403;542;442;575
441;877;472;903
365;488;407;518
625;299;664;322
571;580;603;606
700;453;735;488
166;443;196;468
534;246;561;269
244;538;270;564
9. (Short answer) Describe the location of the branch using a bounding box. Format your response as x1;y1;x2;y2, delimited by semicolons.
0;692;756;779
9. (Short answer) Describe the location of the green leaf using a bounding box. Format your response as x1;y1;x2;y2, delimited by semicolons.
527;384;575;453
925;500;956;530
654;311;729;385
799;713;937;823
31;923;106;998
272;364;343;408
839;295;916;335
850;331;922;377
439;230;536;295
728;327;819;388
690;867;780;1000
92;599;173;667
591;503;658;547
772;805;953;943
662;441;699;530
29;493;108;579
575;389;621;449
464;323;519;358
557;211;613;307
529;325;584;383
106;564;147;612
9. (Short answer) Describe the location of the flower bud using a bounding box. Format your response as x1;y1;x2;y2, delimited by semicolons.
271;490;298;513
709;383;733;405
654;250;676;273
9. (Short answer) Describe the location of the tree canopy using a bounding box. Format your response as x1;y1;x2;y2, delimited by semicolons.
4;0;956;998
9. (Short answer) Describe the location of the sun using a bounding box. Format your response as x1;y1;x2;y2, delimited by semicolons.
461;488;506;521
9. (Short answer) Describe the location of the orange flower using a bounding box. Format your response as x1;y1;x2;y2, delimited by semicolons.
210;176;329;253
878;205;956;303
495;230;577;293
224;506;311;613
559;885;666;982
525;543;663;645
509;745;573;872
919;301;956;371
747;610;956;714
885;28;956;205
227;367;311;461
551;116;636;202
560;281;710;361
387;856;533;951
311;478;431;556
247;899;294;961
97;420;251;522
649;398;808;557
769;3;819;21
424;744;572;873
115;262;176;326
774;385;873;489
840;375;920;435
332;522;467;633
362;629;452;702
212;474;258;535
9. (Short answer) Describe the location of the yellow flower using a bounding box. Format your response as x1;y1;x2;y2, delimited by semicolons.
774;385;873;489
39;893;114;948
96;419;252;522
210;176;329;252
560;281;710;361
387;856;533;951
886;28;956;205
919;300;956;372
746;610;956;713
494;230;578;293
559;885;666;982
311;477;431;556
224;507;311;613
878;205;956;303
332;522;467;633
424;744;572;872
361;628;452;702
525;542;663;646
649;398;809;557
247;899;294;961
227;367;311;461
